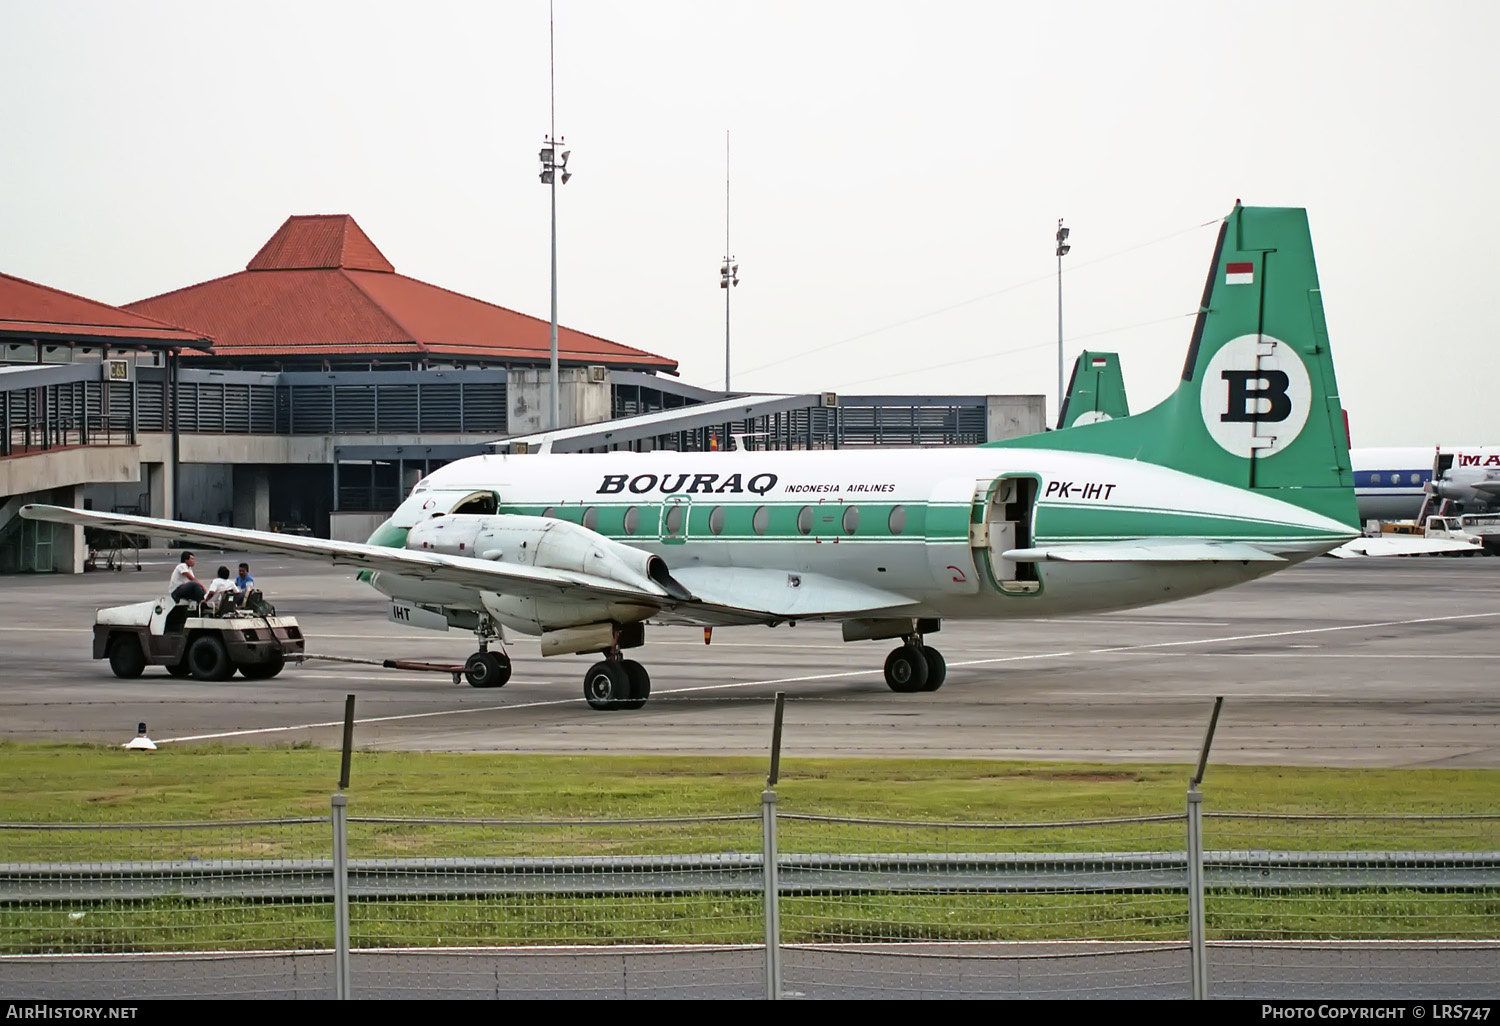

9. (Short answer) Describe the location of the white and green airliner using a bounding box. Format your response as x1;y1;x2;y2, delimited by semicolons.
23;204;1361;710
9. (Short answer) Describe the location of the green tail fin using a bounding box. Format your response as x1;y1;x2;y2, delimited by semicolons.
994;204;1357;526
1057;351;1130;428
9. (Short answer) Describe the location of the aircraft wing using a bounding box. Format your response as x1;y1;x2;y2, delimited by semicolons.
1326;536;1482;558
19;504;676;605
20;504;918;627
1003;540;1284;563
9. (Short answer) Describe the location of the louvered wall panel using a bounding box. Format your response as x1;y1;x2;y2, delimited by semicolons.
248;385;277;433
136;381;165;432
221;383;252;433
459;382;506;433
333;385;376;433
378;384;419;432
291;386;332;433
418;383;462;431
105;382;134;434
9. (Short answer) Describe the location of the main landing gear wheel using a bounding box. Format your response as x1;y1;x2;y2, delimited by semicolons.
919;645;946;692
884;644;930;693
583;661;631;710
618;659;650;710
464;650;512;688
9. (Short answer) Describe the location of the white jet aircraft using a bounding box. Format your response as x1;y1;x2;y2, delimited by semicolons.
23;203;1360;710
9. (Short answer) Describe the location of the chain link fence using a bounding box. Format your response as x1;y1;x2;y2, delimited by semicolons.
2;800;1496;999
0;817;334;999
1201;809;1500;1000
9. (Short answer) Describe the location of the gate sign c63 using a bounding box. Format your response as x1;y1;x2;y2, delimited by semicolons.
1199;334;1311;458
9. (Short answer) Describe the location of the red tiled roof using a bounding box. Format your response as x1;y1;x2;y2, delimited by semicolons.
0;272;211;347
246;215;394;272
125;215;677;372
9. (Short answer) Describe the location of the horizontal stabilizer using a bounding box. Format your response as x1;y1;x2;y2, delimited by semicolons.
1003;540;1284;563
1327;536;1482;558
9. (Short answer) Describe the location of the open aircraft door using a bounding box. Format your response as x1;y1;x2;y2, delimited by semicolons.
973;476;1040;594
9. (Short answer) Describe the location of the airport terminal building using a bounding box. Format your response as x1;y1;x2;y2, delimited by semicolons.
2;216;1042;572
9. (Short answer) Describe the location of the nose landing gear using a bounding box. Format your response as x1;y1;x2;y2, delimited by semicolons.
463;617;511;688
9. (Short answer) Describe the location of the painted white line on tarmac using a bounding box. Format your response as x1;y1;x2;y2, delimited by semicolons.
0;627;91;633
1198;652;1493;660
154;610;1500;746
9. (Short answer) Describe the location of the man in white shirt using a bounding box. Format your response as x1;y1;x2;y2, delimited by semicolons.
169;553;206;603
204;565;241;613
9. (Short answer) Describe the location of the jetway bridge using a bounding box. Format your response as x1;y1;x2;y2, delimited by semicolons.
3;361;1042;569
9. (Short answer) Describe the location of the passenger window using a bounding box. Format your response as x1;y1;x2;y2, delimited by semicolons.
889;505;907;535
753;506;770;535
797;506;813;535
709;506;726;536
842;506;859;535
582;507;598;530
623;506;640;535
664;504;684;536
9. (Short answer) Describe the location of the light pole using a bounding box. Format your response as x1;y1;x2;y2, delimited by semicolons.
1055;218;1071;427
539;137;571;430
538;2;571;431
721;131;738;393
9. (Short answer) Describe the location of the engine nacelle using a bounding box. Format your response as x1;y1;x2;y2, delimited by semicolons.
405;513;691;599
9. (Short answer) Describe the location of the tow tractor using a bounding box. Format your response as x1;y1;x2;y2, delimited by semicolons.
93;596;304;680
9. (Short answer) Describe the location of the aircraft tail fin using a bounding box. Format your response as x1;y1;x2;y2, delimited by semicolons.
1057;351;1130;429
996;204;1357;526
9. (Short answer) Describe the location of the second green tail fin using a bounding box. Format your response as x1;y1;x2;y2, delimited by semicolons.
1057;351;1130;428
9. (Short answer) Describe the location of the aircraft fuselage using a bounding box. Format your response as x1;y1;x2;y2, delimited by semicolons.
366;446;1354;632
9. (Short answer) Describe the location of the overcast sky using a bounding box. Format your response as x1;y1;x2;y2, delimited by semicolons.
2;1;1495;445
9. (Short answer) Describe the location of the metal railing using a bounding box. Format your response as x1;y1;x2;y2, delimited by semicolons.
1;364;137;458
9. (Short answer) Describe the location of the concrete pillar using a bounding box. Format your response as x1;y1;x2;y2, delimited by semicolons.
145;461;174;549
986;395;1048;442
508;367;611;434
232;466;271;531
52;485;86;574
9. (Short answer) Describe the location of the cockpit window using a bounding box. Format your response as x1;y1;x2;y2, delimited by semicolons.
452;492;498;515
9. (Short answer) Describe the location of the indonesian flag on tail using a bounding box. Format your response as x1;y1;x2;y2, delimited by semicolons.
1226;261;1254;285
1091;357;1108;367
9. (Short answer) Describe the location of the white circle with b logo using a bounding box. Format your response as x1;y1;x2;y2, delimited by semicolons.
1198;334;1311;458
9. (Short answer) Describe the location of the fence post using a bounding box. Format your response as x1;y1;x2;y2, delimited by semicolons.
332;793;351;999
1187;696;1221;1000
761;787;781;1000
1186;785;1207;999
